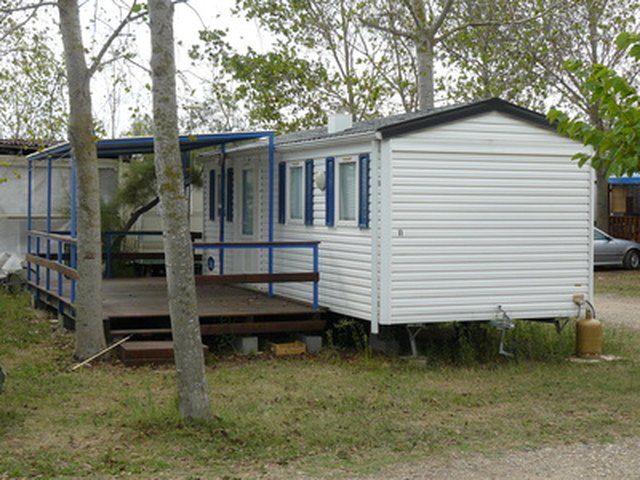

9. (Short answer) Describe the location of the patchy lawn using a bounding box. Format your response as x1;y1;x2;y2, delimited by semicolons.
1;291;639;479
595;269;640;297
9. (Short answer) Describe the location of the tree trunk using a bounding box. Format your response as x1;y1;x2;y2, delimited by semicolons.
57;0;106;359
595;167;609;231
148;0;212;421
415;33;435;110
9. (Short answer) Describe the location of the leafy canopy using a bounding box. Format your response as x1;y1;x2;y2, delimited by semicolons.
548;33;640;177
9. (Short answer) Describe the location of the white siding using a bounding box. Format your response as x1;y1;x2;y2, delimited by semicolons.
384;111;593;324
201;141;376;320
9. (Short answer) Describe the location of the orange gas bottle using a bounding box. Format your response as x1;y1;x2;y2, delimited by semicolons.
576;310;603;357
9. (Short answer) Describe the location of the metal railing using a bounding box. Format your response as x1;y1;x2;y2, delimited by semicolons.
26;230;78;308
192;241;320;310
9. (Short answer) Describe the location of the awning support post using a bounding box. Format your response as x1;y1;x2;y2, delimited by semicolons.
267;134;275;297
219;143;226;275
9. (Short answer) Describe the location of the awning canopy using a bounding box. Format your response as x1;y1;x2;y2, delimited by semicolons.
609;174;640;185
27;132;272;161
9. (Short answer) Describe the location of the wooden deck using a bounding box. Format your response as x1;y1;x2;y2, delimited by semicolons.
103;277;316;320
32;276;324;337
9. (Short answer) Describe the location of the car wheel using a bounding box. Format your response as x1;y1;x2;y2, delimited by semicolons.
623;250;640;270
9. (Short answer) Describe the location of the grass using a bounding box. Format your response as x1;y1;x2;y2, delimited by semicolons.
1;290;640;479
595;269;640;297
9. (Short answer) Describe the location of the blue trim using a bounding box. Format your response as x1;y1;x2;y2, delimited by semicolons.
219;144;226;274
226;167;234;222
27;131;275;161
69;156;77;303
268;134;276;296
278;161;286;224
208;169;216;221
46;158;53;290
304;159;314;226
358;153;370;229
325;157;335;226
27;159;33;283
609;176;640;185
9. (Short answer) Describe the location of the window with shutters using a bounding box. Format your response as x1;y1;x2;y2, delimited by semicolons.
337;158;357;223
288;163;304;222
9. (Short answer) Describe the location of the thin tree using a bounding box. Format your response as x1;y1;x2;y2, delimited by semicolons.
56;0;150;359
148;0;212;421
365;0;558;110
57;0;107;358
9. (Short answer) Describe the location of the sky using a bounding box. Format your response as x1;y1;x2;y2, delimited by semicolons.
87;0;273;136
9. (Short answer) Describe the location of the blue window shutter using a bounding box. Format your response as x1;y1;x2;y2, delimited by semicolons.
358;154;370;229
208;169;216;221
304;159;314;226
278;162;286;224
325;157;335;226
226;167;234;222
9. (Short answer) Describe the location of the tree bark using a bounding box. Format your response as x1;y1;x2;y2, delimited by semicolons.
57;0;106;359
148;0;212;421
415;33;435;110
595;168;609;231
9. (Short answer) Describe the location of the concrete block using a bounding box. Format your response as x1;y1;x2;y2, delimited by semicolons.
296;334;323;354
233;336;258;355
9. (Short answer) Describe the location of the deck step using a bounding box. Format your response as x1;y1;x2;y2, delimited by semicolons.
110;319;326;338
118;341;208;366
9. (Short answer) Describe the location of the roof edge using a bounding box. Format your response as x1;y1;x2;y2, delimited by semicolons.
377;98;553;138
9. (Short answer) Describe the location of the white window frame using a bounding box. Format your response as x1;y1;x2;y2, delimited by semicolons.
240;167;255;237
336;156;359;226
287;161;305;224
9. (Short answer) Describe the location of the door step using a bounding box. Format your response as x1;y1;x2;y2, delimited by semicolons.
118;340;208;366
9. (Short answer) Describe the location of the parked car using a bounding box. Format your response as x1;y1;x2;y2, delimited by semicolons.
594;228;640;269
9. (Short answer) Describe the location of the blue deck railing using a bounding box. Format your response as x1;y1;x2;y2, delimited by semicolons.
192;241;320;310
102;231;320;310
26;230;78;309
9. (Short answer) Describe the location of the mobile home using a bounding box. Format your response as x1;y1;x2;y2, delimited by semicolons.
200;98;594;334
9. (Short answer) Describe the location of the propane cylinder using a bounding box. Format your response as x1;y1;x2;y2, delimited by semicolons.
576;309;603;357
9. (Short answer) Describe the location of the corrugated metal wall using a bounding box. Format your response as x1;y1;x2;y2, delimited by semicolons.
383;111;593;324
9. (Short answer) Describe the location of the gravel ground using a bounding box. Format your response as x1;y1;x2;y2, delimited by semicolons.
595;293;640;330
358;439;640;480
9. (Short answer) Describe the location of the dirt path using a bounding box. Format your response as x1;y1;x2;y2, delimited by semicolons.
595;293;640;330
357;439;640;480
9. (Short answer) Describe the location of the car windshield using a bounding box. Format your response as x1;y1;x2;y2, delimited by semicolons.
594;230;608;241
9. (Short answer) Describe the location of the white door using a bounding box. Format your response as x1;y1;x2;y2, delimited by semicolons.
239;165;259;273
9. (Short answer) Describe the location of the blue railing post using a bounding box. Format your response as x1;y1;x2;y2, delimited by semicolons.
267;134;275;297
312;244;319;310
70;155;77;304
45;157;53;291
27;159;33;284
35;236;41;303
57;240;63;312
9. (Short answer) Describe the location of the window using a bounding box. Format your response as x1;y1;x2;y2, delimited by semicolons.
338;160;357;221
241;169;254;235
289;164;304;220
594;229;608;241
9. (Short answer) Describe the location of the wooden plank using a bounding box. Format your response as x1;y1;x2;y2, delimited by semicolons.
25;254;79;280
28;230;76;244
192;240;320;248
106;252;202;261
27;281;73;306
110;320;326;337
195;272;319;285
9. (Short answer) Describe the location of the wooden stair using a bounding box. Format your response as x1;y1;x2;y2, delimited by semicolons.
118;341;209;366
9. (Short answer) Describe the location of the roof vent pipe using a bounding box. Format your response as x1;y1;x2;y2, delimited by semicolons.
327;112;353;134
